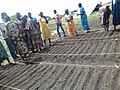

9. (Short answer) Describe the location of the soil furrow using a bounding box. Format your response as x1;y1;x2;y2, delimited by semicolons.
87;42;98;54
52;46;63;54
50;66;75;90
71;45;81;54
83;33;93;40
67;46;77;54
38;65;68;90
78;67;94;90
80;42;93;54
45;66;68;90
111;68;120;90
61;46;74;54
73;67;91;90
19;65;49;89
0;65;31;84
0;65;24;79
2;65;36;86
84;67;105;90
63;67;85;90
76;42;87;54
12;65;44;88
57;46;70;54
32;65;60;90
90;33;98;39
47;46;59;54
94;68;111;90
24;65;53;89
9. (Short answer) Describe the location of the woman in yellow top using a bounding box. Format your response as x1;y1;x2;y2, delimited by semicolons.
65;9;78;36
38;12;52;46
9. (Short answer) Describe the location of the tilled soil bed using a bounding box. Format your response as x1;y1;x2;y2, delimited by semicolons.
0;30;120;90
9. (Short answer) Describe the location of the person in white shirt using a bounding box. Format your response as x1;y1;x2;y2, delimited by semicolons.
65;9;78;36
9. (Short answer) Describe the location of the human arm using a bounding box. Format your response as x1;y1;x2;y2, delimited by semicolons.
44;16;48;24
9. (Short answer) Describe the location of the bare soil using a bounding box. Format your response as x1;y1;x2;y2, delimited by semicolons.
0;29;120;90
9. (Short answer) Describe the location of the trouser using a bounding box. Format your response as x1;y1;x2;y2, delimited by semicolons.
56;23;66;37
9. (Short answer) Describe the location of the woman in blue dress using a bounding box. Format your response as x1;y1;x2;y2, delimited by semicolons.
112;0;120;30
78;3;90;33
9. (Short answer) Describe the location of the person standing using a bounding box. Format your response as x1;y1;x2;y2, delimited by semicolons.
65;9;78;36
0;12;17;59
103;6;112;31
28;12;42;52
38;12;52;46
53;10;66;37
77;3;90;33
15;13;22;26
4;15;28;59
99;6;105;26
21;15;34;52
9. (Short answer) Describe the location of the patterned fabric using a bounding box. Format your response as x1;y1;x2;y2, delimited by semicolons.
0;23;17;59
80;7;90;30
5;21;28;57
21;21;33;50
65;14;78;36
0;39;8;59
28;17;42;45
38;17;52;41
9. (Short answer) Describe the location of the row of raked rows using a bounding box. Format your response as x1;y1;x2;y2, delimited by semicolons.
57;30;120;42
29;54;120;66
0;64;120;90
0;30;120;90
43;40;120;54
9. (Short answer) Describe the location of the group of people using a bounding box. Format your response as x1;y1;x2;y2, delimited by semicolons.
0;3;91;66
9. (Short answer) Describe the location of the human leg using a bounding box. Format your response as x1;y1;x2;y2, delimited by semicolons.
56;24;61;37
60;23;66;37
44;40;47;46
48;38;51;46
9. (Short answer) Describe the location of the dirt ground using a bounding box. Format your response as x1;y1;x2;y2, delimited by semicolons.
0;29;120;90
